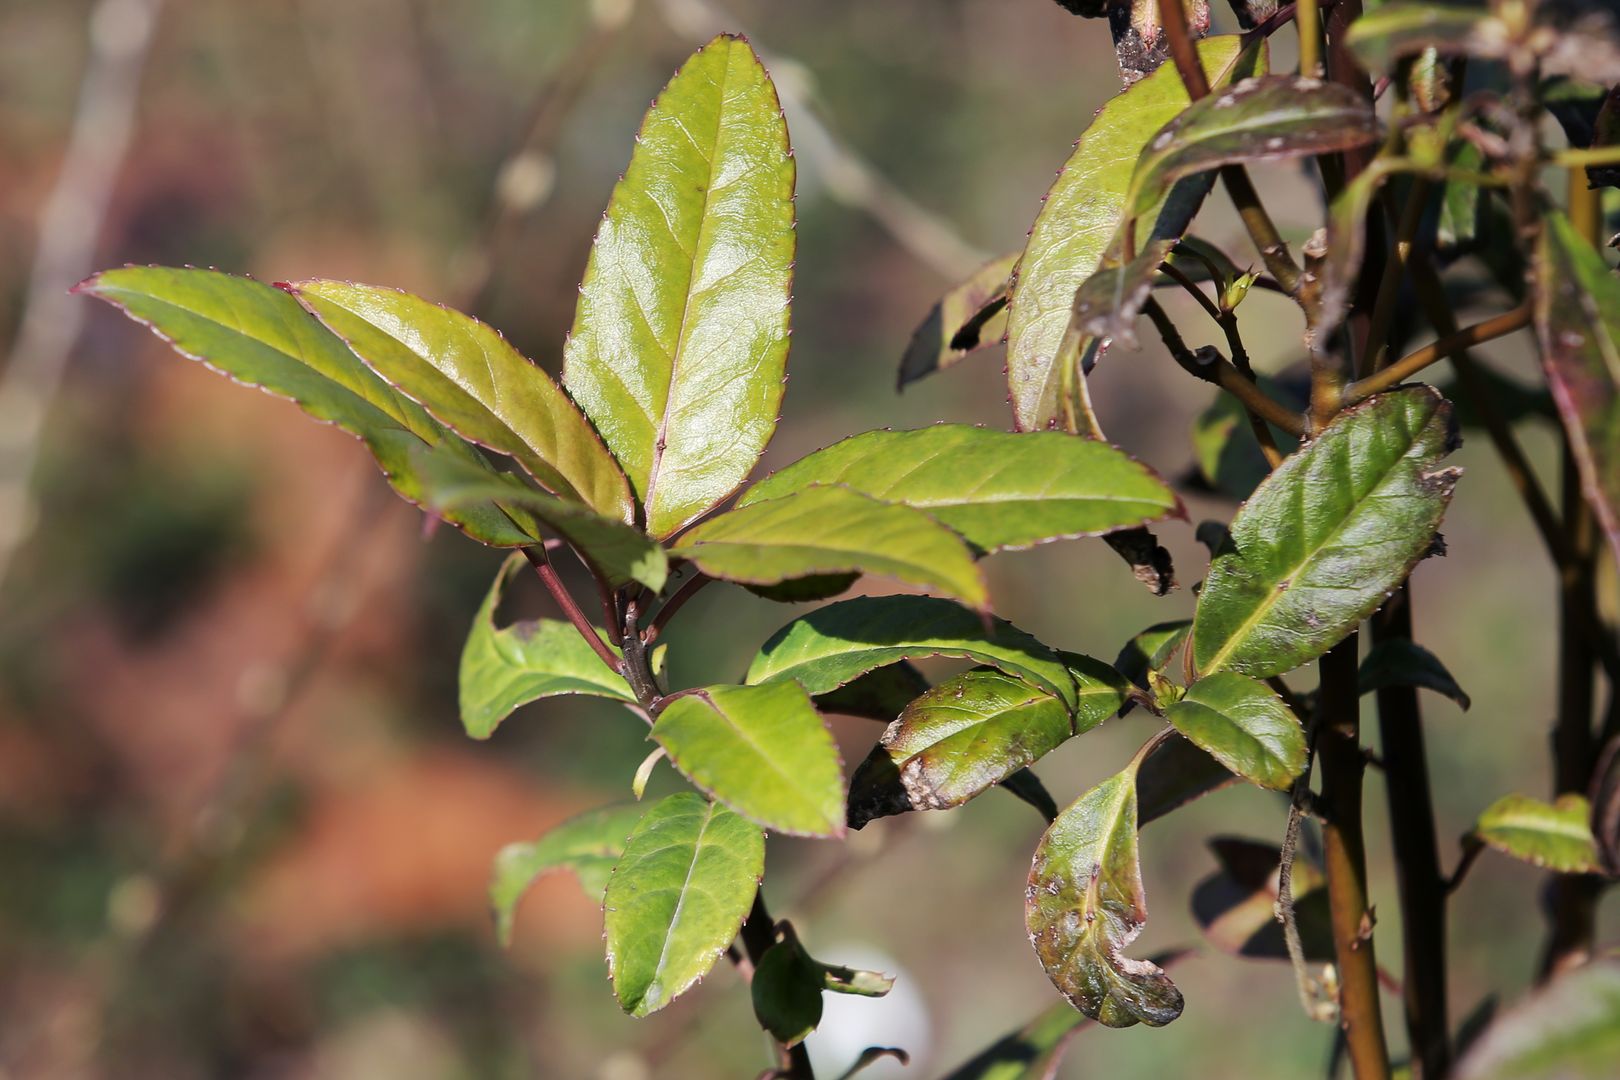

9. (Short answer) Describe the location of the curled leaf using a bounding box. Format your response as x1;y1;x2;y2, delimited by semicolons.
899;253;1018;388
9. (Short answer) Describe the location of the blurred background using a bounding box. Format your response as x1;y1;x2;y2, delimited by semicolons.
1;0;1612;1077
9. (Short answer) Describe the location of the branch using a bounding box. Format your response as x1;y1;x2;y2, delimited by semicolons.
1342;303;1532;405
521;545;623;674
1143;298;1306;436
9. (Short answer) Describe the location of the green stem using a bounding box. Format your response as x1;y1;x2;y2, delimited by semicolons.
1554;144;1620;168
1297;0;1322;76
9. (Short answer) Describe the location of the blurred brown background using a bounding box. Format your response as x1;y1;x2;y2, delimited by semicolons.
1;1;1612;1077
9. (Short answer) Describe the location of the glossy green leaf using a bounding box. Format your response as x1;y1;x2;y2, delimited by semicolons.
739;426;1181;553
1359;638;1471;710
746;595;1078;710
1455;959;1620;1080
1027;767;1182;1027
899;252;1018;389
1006;35;1262;430
1535;212;1620;561
1473;793;1605;874
1192;378;1303;500
651;681;846;838
672;486;987;611
489;803;646;946
1190;837;1333;961
76;267;533;547
813;663;930;721
603;793;764;1017
1166;672;1305;791
561;34;795;539
1137;730;1239;827
459;555;639;739
751;926;823;1047
847;670;1076;829
293;280;631;520
1126;75;1381;219
1345;2;1507;74
414;445;667;591
1192;387;1461;679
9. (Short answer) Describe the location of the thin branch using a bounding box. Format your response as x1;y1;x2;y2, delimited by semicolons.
1143;298;1306;436
1297;0;1322;76
1342;303;1533;405
643;571;713;645
522;545;622;673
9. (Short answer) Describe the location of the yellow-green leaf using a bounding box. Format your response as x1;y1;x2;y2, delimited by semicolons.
1473;793;1605;874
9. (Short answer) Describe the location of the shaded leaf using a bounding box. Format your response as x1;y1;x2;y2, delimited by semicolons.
1027;766;1181;1027
813;663;930;721
746;595;1078;710
1166;672;1306;791
603;793;764;1017
752;925;823;1047
489;803;646;946
1137;730;1240;827
671;486;987;611
76;267;533;547
1001;769;1061;823
1192;377;1303;500
1359;638;1471;710
836;1047;911;1080
292;280;631;520
1115;620;1192;694
1455;959;1620;1080
1104;526;1179;596
1473;793;1606;874
1437;142;1486;251
1435;364;1554;430
1344;2;1508;75
651;681;846;838
899;252;1018;388
740;426;1182;553
1191;837;1333;961
561;35;796;539
1534;211;1620;563
1192;387;1461;679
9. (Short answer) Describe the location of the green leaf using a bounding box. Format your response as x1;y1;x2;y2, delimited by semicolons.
1006;35;1262;430
1345;2;1507;75
76;267;534;547
1026;767;1182;1028
671;485;988;611
1455;959;1620;1080
561;34;796;539
899;253;1018;389
1191;837;1334;961
1137;731;1239;827
651;681;846;838
1437;143;1485;251
751;924;823;1047
1472;793;1605;874
1125;75;1381;219
938;1002;1088;1080
1535;212;1620;561
746;594;1078;710
1192;387;1461;679
813;663;930;721
603;793;764;1017
1115;620;1192;694
1359;638;1471;710
414;445;668;591
847;670;1076;829
1166;672;1305;791
459;555;639;739
489;803;646;946
739;426;1181;553
292;280;632;521
1192;378;1303;500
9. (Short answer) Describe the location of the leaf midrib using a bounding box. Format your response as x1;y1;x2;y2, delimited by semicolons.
644;802;719;1008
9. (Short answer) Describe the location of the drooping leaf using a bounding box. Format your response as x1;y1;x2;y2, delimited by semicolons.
813;662;930;721
603;793;765;1017
561;34;796;539
1137;730;1240;827
899;253;1018;388
1191;386;1461;679
746;595;1078;710
1472;793;1606;874
414;445;668;591
1359;638;1471;710
1344;2;1509;75
1165;672;1306;791
1125;75;1381;219
1027;767;1182;1027
459;555;643;739
1534;212;1620;562
651;681;846;838
76;267;534;547
292;280;632;520
1192;377;1304;500
1005;35;1263;430
671;486;987;611
739;426;1181;553
489;803;647;946
1190;837;1334;961
751;925;823;1047
1454;959;1620;1080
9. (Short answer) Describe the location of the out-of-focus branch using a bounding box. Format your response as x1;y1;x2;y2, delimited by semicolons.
654;0;991;281
0;0;164;593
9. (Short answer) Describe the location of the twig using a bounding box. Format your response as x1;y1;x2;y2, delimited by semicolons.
643;570;713;645
522;545;623;673
1142;298;1305;436
1342;303;1533;405
1297;0;1322;77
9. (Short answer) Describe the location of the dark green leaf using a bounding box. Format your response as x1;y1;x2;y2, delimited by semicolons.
1455;959;1620;1080
1472;793;1606;874
751;925;823;1047
746;595;1078;710
1192;378;1303;500
836;1048;911;1079
1166;672;1306;791
1359;638;1471;710
1192;386;1460;678
1000;769;1061;823
1191;837;1334;961
671;486;988;612
938;1001;1089;1080
1137;730;1239;827
603;793;764;1017
899;253;1018;388
1115;620;1192;693
1437;142;1485;250
1026;768;1182;1027
561;35;796;539
740;426;1181;553
1345;3;1509;74
76;267;534;547
489;803;646;946
813;663;930;721
651;681;846;838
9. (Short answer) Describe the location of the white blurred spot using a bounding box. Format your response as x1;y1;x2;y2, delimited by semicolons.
805;946;930;1079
